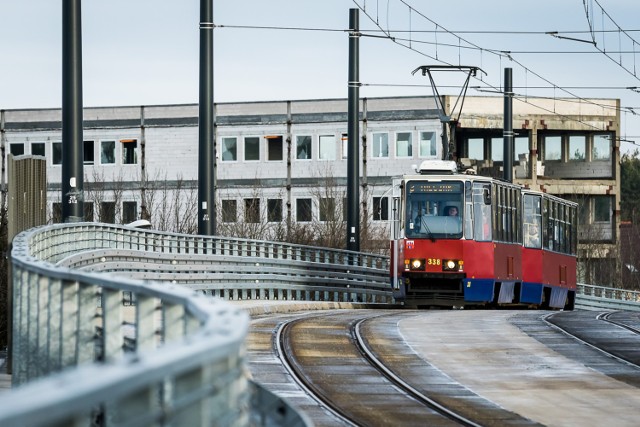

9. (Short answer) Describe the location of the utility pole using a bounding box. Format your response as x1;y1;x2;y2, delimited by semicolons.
198;0;215;235
503;68;514;183
61;0;84;222
347;8;360;252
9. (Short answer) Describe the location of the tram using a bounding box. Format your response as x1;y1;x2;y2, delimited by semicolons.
390;160;577;309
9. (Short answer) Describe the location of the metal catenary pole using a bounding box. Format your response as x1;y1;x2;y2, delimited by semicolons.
61;0;84;222
503;67;514;183
198;0;215;235
347;8;360;252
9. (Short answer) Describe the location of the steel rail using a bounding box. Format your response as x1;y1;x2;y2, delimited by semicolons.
353;317;482;427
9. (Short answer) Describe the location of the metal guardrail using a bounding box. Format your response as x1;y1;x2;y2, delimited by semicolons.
2;223;311;427
51;223;392;304
575;283;640;312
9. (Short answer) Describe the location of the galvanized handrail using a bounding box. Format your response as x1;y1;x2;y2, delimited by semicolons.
3;223;310;426
47;222;393;304
575;283;640;311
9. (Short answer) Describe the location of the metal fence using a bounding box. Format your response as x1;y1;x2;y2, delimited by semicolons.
2;223;312;427
49;223;393;304
576;283;640;312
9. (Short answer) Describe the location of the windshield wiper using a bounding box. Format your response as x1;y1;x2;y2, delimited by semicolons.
417;216;436;242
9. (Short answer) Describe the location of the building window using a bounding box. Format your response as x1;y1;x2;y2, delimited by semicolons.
84;202;94;222
9;143;24;156
396;132;412;157
373;196;389;221
84;140;95;165
122;139;137;164
514;137;528;162
296;198;312;222
100;201;116;223
569;135;586;161
372;133;389;158
594;196;611;222
267;136;283;161
267;199;282;222
222;200;237;223
221;137;237;161
52;142;62;165
593;134;611;160
467;137;484;160
101;140;116;164
296;135;312;160
543;136;562;161
319;198;337;222
52;202;62;223
419;132;436;158
31;142;45;156
490;137;503;162
244;136;260;161
319;135;335;160
122;201;137;224
244;198;260;223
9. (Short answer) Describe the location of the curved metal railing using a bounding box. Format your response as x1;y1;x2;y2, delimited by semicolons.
47;223;392;304
1;223;313;427
576;283;640;311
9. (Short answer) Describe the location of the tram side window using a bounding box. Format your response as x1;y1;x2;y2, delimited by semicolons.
472;183;491;242
543;198;550;250
464;182;473;239
507;188;515;243
572;206;577;254
494;185;503;242
494;184;518;243
557;204;566;253
515;189;522;244
523;194;542;249
544;199;567;253
547;201;557;251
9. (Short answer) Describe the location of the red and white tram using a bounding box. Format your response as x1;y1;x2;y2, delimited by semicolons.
390;160;577;309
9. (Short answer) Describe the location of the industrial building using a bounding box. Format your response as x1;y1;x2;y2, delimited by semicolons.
1;95;620;285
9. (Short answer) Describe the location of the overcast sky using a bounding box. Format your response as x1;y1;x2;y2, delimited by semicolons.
2;0;640;152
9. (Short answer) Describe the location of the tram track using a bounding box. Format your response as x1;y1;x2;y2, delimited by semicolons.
544;310;640;371
275;310;538;427
275;316;359;427
351;318;481;427
278;311;467;426
599;311;640;336
248;309;640;426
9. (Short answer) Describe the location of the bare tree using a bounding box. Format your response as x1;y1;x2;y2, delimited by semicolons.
141;172;198;234
216;183;281;240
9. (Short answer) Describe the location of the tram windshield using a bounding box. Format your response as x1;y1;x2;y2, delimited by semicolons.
405;180;464;239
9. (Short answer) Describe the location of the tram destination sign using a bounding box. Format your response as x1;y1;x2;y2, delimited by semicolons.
408;181;462;193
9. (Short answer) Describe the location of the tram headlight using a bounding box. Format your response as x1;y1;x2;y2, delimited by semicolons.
442;259;460;271
408;258;425;271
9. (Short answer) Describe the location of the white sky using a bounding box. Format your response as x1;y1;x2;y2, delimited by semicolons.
2;0;640;153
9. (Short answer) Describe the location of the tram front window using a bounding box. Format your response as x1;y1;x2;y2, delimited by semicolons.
406;181;464;239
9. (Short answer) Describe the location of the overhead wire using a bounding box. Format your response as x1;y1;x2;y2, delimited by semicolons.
351;0;638;135
582;0;640;81
214;9;639;143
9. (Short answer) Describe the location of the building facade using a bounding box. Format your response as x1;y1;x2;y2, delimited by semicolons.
1;95;621;285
